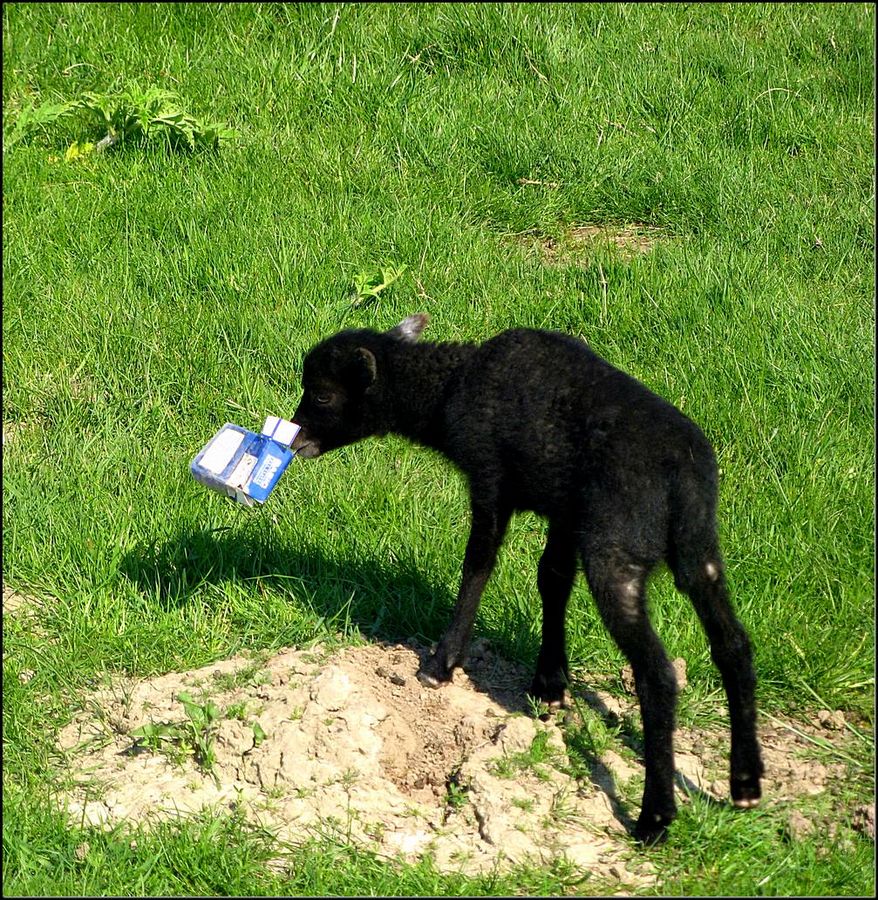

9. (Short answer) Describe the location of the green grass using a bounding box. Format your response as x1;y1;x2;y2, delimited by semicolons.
3;2;874;896
490;727;561;781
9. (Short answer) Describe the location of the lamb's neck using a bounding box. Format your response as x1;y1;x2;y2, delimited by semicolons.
381;341;475;449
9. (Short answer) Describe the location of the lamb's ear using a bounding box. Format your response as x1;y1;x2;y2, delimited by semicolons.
387;313;429;343
352;347;377;388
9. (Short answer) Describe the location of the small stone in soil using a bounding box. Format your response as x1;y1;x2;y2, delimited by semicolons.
816;709;846;731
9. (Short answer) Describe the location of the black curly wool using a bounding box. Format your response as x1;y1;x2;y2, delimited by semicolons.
292;315;763;843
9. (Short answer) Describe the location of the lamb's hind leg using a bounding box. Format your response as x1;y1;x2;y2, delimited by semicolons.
672;552;763;808
530;524;577;707
584;550;678;845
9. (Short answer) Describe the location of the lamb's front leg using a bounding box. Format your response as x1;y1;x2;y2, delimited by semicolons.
530;524;578;707
418;499;512;687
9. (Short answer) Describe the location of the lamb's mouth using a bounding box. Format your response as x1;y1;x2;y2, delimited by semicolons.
293;440;322;459
291;432;322;458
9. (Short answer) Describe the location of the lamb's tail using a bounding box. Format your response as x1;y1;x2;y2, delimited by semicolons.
666;438;722;592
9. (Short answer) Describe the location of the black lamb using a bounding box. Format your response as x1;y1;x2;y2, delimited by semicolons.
291;313;763;844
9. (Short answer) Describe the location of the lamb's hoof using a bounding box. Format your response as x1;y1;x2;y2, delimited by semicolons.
633;813;672;846
416;669;443;689
731;775;762;809
417;654;454;689
529;672;569;711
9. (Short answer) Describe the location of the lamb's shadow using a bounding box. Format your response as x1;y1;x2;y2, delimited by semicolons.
119;525;535;716
565;683;727;833
562;685;639;833
122;527;729;838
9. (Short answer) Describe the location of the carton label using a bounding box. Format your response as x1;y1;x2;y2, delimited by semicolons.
251;454;282;489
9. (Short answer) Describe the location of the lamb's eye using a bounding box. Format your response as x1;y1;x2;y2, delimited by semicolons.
314;394;331;406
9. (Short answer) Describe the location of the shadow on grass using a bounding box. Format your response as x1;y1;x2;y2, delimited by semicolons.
119;524;537;706
120;524;446;627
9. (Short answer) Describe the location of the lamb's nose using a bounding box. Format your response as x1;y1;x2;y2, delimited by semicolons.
290;424;307;450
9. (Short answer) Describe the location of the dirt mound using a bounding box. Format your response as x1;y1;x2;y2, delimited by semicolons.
55;638;857;884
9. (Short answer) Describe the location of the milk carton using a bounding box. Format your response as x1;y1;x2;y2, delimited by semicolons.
190;416;300;507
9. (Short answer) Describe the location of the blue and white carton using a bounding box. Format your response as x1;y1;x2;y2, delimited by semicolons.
190;416;301;507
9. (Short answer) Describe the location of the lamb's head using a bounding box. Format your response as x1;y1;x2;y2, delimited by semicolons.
291;314;429;458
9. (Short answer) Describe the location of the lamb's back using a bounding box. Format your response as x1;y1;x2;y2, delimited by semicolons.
441;329;708;516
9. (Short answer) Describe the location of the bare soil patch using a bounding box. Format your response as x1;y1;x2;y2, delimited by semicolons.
3;582;41;617
55;638;865;885
511;222;669;266
3;415;49;448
